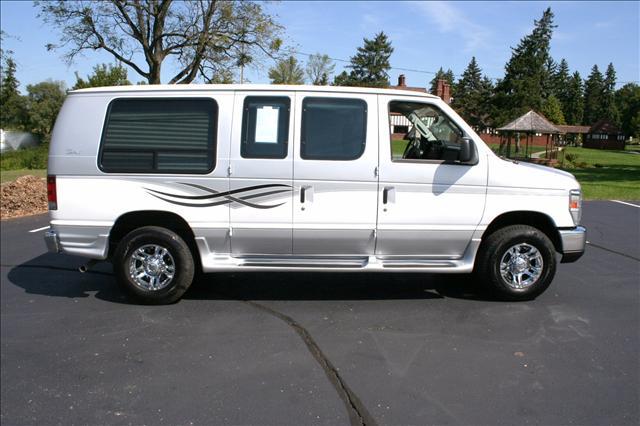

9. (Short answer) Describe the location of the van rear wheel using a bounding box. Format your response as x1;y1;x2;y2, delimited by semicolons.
114;226;194;304
476;225;556;301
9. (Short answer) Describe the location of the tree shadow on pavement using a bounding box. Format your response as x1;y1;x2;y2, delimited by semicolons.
7;253;497;305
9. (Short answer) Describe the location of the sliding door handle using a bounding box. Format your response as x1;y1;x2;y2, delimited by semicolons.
300;185;313;204
383;186;395;204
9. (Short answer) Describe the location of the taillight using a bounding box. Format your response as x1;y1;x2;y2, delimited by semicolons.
47;175;57;210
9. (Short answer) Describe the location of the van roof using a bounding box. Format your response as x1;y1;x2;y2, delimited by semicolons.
70;83;439;99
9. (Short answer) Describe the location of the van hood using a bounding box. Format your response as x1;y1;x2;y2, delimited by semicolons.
489;156;580;191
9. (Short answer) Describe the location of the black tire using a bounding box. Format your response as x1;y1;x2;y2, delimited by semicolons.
475;225;557;301
114;226;194;304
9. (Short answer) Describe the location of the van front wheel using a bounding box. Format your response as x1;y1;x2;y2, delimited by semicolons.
114;226;194;304
476;225;556;301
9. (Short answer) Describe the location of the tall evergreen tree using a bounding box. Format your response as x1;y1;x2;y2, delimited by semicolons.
615;83;640;139
493;8;556;124
452;57;493;130
542;57;557;99
334;32;394;87
0;57;27;130
429;67;456;96
583;64;605;125
552;58;572;118
602;62;620;125
564;71;584;125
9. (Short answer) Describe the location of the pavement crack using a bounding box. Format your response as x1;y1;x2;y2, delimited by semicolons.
585;242;639;262
243;300;377;426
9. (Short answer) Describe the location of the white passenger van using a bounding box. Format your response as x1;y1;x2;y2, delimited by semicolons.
44;85;586;304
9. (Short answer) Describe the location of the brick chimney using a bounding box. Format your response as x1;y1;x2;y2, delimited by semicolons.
435;78;451;104
398;74;406;87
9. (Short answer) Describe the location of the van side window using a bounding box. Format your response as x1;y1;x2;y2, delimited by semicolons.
389;101;463;162
99;98;217;173
241;97;290;159
301;97;367;161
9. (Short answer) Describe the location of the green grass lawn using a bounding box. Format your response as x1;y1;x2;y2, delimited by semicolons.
0;169;47;183
558;147;640;200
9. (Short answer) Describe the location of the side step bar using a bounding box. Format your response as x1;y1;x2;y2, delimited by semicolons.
239;257;369;268
236;256;457;269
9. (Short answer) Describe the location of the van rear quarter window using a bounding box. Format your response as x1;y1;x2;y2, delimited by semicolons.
99;98;217;173
301;97;367;161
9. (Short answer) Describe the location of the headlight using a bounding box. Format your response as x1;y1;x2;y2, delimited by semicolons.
569;189;582;225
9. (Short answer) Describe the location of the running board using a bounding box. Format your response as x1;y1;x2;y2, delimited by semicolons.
381;259;457;268
198;240;481;273
238;256;368;268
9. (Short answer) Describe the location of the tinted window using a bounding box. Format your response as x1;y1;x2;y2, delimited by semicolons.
301;98;367;160
241;97;290;159
100;98;217;173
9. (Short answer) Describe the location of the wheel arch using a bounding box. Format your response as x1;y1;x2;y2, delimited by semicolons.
481;211;562;253
108;210;201;269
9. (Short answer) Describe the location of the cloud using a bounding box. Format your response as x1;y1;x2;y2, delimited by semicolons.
594;21;613;29
412;1;491;51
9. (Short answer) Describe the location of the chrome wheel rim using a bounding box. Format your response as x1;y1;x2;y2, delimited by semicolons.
128;244;176;291
499;243;544;289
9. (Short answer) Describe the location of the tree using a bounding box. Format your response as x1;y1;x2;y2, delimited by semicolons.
493;8;556;124
563;71;584;125
332;70;352;86
0;57;27;130
602;63;620;124
552;58;572;118
334;31;393;87
37;0;283;84
452;57;493;130
24;81;66;141
306;53;335;85
541;57;557;99
541;95;565;124
73;63;131;90
583;64;605;125
268;56;305;84
429;67;456;96
616;83;640;139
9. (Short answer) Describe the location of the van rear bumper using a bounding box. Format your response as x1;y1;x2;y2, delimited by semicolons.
559;226;586;263
44;229;61;253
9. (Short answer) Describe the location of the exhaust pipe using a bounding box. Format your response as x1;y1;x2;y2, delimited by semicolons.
79;259;99;273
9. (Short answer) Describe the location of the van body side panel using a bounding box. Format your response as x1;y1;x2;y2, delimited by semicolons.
375;95;488;258
48;92;232;259
228;91;294;255
292;92;379;256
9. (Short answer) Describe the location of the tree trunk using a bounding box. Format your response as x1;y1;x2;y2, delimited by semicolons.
148;63;162;84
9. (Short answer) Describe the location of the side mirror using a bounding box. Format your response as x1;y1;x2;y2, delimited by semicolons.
459;137;474;162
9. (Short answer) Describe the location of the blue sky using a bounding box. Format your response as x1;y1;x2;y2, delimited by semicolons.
1;1;638;91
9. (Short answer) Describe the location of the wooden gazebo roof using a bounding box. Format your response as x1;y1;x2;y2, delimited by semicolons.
497;110;561;134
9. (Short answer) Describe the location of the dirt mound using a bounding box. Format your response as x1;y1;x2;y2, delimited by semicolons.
1;175;47;219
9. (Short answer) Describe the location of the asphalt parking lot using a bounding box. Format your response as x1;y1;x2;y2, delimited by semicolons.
1;201;638;425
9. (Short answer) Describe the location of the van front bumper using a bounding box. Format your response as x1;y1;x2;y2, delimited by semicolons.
559;226;586;263
44;229;61;253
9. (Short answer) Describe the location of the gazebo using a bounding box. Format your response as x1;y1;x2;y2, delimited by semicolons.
497;110;562;163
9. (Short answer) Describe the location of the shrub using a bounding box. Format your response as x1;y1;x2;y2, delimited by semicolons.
0;144;48;171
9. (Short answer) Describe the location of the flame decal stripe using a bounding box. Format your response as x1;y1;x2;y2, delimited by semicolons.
145;183;292;209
